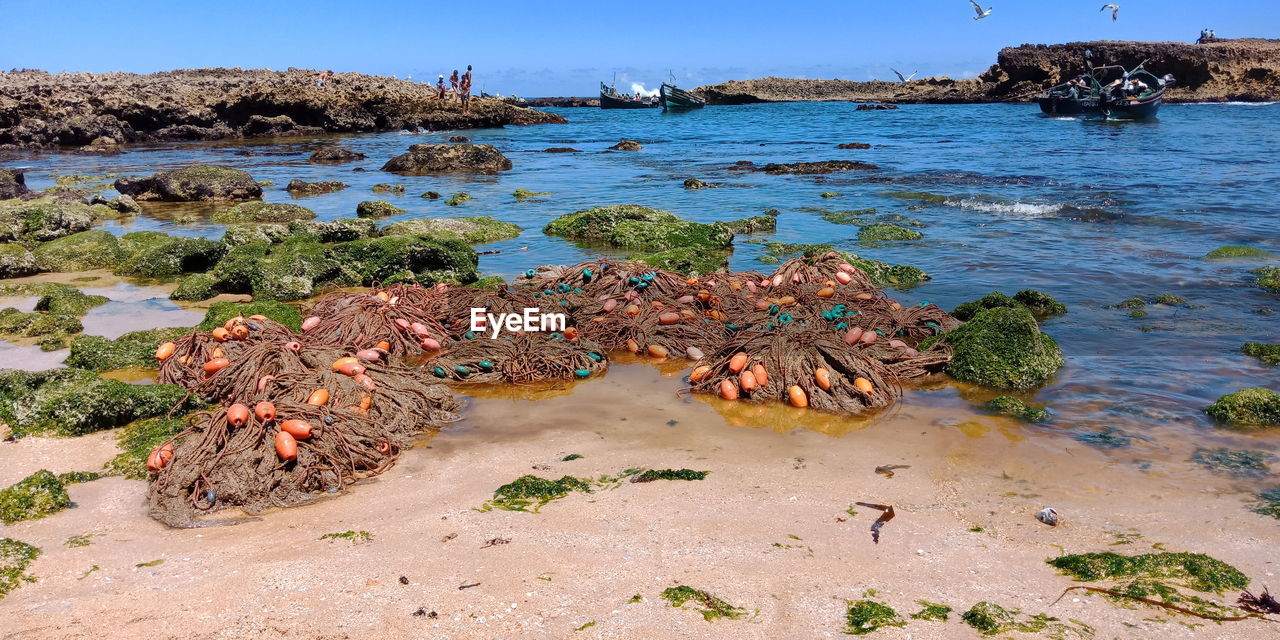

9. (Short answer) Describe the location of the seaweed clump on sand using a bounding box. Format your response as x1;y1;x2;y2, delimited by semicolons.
0;538;41;599
480;475;594;513
1242;342;1280;366
986;396;1050;423
1204;388;1280;428
0;470;71;524
660;585;749;622
844;599;906;635
924;306;1063;390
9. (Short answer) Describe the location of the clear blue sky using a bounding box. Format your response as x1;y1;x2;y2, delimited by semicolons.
1;0;1276;96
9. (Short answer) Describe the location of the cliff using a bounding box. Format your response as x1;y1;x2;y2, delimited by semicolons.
695;38;1280;104
0;68;566;150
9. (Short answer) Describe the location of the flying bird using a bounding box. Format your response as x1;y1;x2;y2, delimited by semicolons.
1100;4;1119;21
891;68;918;82
969;0;993;20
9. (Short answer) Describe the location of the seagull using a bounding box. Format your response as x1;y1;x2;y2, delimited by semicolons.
1100;4;1119;21
891;68;918;82
969;0;993;20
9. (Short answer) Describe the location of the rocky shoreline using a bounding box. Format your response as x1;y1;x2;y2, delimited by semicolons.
0;68;566;150
694;38;1280;104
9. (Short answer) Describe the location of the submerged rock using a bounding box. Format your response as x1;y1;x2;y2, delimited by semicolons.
286;179;348;195
609;140;642;151
381;216;521;244
930;306;1064;389
210;201;317;224
543;204;733;252
0;367;192;437
308;147;366;164
1204;388;1280;428
356;200;406;218
114;165;262;201
0;168;30;199
381;143;512;174
758;160;878;174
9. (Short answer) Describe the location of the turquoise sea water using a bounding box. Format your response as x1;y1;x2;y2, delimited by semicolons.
4;102;1279;455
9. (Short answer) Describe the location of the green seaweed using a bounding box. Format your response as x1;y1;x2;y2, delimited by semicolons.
844;599;906;635
0;538;41;599
910;600;952;621
1190;448;1273;478
1242;342;1280;366
0;470;71;524
661;585;748;622
986;396;1051;423
1204;388;1280;428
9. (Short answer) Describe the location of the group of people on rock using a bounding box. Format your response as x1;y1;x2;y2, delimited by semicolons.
436;65;474;114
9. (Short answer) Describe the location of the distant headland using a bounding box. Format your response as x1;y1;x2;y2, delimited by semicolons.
693;39;1280;104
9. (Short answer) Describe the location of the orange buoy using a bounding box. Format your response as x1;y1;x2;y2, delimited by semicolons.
280;419;313;440
306;389;330;406
202;358;230;376
689;365;712;382
814;368;832;391
625;338;640;353
816;287;836;299
226;403;250;427
146;442;174;472
728;352;749;373
657;312;680;325
719;379;739;400
854;377;874;394
336;361;366;377
751;363;768;386
788;385;809;408
254;401;276;423
275;431;298;461
624;304;641;318
155;342;176;361
647;344;670;358
740;370;758;393
211;327;230;342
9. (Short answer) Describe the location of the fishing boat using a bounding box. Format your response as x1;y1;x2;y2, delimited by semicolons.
1036;58;1173;120
660;83;705;111
599;82;659;109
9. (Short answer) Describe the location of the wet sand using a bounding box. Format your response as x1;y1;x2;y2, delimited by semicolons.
1;363;1276;639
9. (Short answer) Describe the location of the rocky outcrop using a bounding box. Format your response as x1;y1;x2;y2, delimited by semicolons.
694;38;1280;104
114;165;262;201
0;68;566;149
0;169;30;199
381;143;512;174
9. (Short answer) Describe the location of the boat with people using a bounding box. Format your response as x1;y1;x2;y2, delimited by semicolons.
599;82;659;109
1036;57;1173;120
659;82;705;111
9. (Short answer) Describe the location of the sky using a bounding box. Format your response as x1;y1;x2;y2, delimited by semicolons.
1;0;1277;96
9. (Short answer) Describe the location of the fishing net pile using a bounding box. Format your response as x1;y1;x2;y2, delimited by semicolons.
141;251;957;526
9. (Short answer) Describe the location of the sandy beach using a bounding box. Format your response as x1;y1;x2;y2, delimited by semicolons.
2;362;1275;639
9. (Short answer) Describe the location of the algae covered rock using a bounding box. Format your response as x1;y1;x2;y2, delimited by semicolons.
544;204;733;252
329;235;479;285
285;179;348;195
0;199;95;242
210;201;316;224
114;231;226;277
308;147;366;164
356;200;406;218
381;143;512;174
0;244;37;278
0;470;71;524
0;367;192;437
630;246;729;276
66;327;191;371
857;223;923;242
1204;245;1274;259
381;216;521;244
1204;388;1280;428
31;230;122;271
113;165;262;201
932;307;1064;389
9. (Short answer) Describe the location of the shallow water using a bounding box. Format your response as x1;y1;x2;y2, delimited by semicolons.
3;102;1278;465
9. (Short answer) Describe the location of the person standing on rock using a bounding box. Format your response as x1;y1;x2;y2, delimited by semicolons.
460;65;473;114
